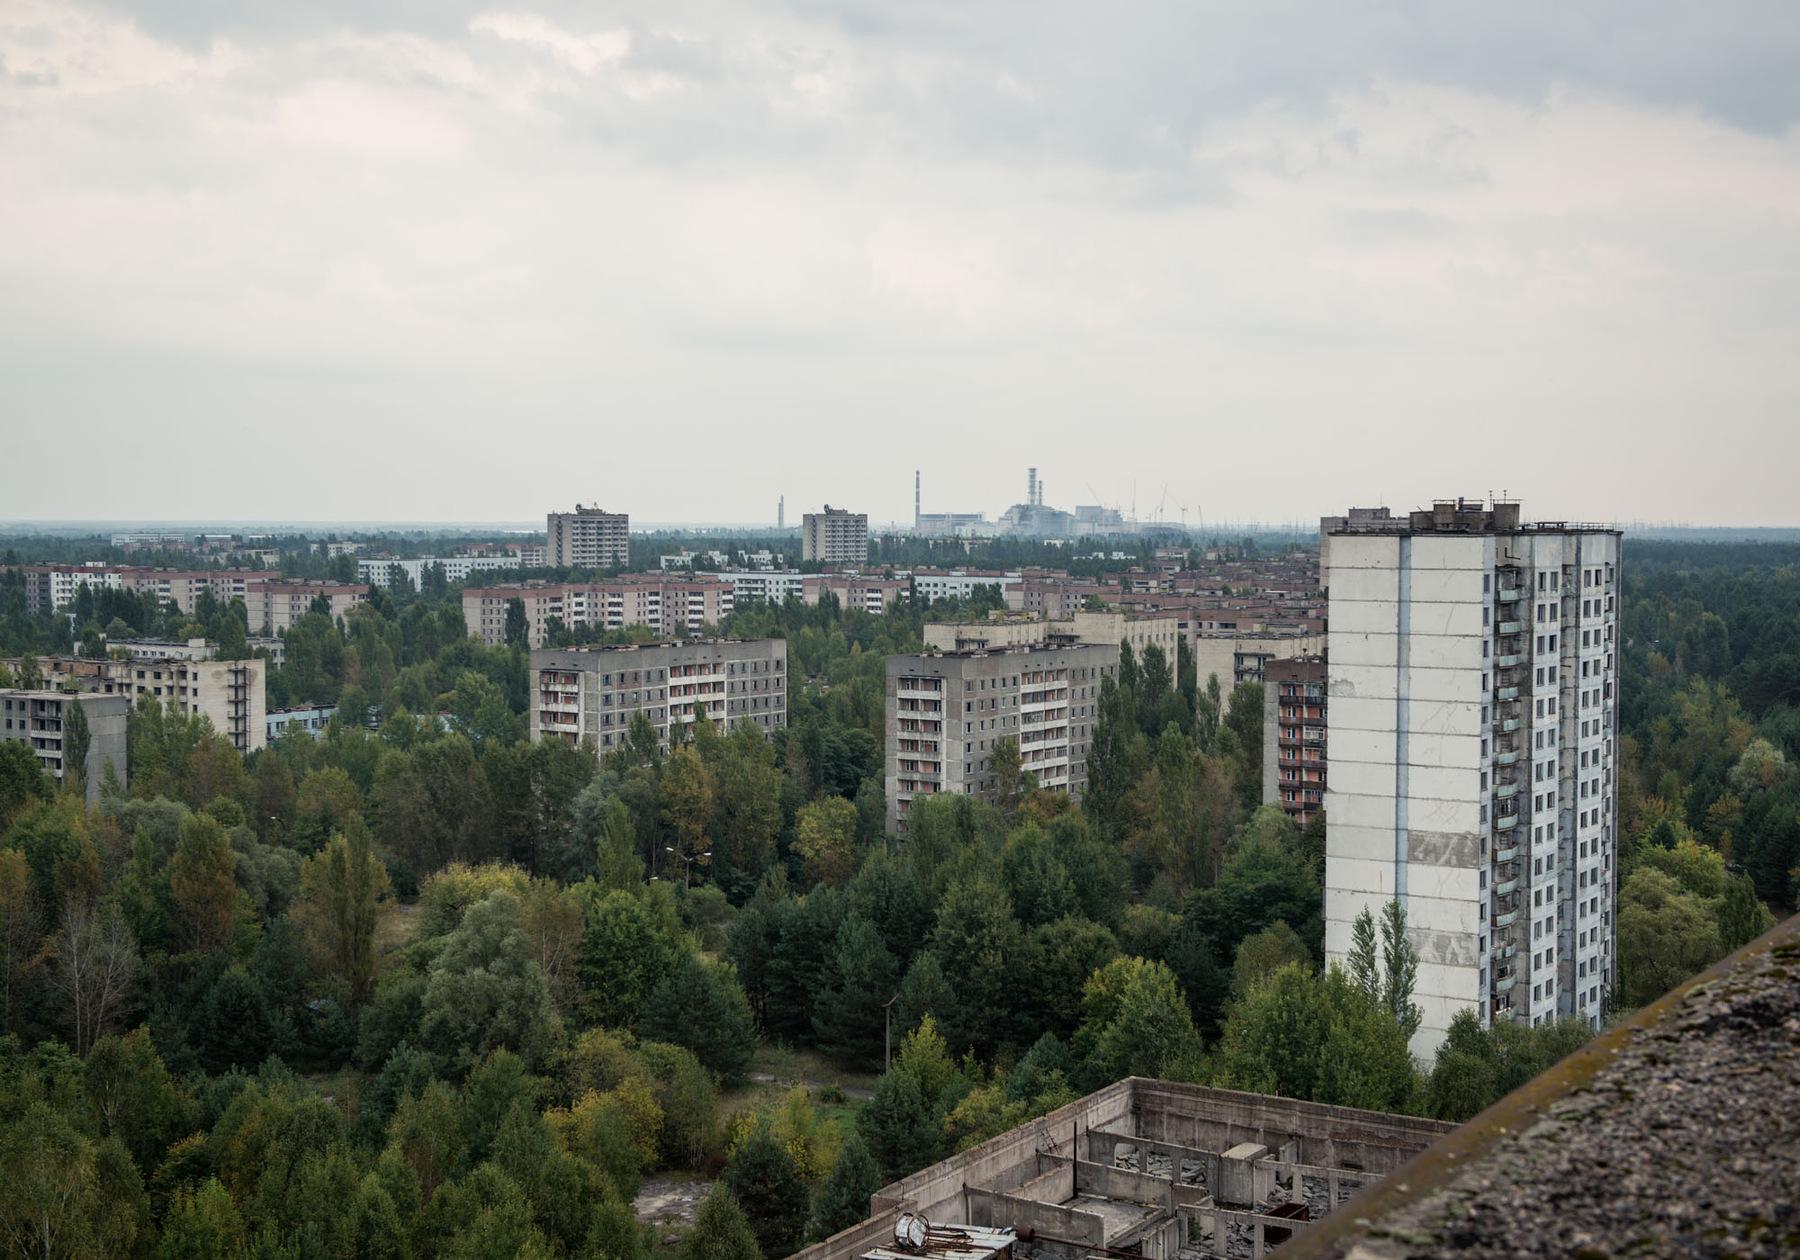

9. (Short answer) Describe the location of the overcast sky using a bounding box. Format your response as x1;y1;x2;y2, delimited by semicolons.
4;2;1799;527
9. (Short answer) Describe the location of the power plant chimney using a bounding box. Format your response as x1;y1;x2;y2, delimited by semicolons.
1028;467;1038;508
778;495;784;530
914;470;921;528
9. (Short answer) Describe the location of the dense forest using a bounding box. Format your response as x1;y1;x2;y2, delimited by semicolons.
0;537;1790;1257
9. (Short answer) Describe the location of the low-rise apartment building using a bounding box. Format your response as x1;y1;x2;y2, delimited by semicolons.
358;556;521;589
911;569;1022;604
0;690;129;805
884;640;1119;833
465;577;735;648
268;706;335;741
8;653;267;754
243;582;368;635
1262;655;1326;825
1190;629;1325;705
530;639;787;754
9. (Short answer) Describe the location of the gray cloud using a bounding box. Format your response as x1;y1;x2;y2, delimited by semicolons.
0;0;1797;525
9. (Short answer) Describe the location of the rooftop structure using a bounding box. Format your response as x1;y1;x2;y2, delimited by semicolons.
793;1078;1452;1260
923;610;1180;665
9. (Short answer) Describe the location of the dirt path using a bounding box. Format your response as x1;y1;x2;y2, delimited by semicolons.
745;1070;875;1101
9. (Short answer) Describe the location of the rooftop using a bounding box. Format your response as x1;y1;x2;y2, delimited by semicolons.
798;1078;1450;1260
1285;912;1800;1260
1326;498;1619;537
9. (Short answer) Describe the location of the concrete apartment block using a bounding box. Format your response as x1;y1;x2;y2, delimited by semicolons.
1323;500;1620;1057
885;641;1118;834
801;506;869;565
530;638;786;755
547;505;630;569
0;690;129;805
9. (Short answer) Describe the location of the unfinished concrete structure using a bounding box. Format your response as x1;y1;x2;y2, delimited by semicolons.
796;1079;1450;1260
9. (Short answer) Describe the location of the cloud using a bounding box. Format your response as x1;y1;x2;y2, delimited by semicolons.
0;1;1797;524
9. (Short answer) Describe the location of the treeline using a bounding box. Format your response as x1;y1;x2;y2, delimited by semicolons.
1610;540;1795;1007
0;538;1787;1257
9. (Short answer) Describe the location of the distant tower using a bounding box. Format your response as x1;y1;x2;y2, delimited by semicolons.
914;470;921;528
1027;467;1038;508
778;496;785;530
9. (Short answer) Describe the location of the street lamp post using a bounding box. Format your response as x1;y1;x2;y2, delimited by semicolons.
664;846;713;886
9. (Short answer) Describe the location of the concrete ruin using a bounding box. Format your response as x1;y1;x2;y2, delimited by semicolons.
795;1079;1452;1260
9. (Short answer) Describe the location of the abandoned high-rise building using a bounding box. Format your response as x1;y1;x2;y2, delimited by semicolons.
1322;499;1620;1054
884;641;1117;833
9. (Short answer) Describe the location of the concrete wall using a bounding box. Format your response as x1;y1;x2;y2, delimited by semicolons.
1073;1159;1174;1208
1128;1080;1451;1175
965;1188;1106;1247
874;1079;1135;1222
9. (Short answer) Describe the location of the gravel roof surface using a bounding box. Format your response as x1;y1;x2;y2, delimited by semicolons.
1297;918;1800;1260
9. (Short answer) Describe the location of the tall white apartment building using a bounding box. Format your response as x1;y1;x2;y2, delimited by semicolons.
801;507;869;565
884;641;1118;833
547;506;630;569
1323;500;1620;1055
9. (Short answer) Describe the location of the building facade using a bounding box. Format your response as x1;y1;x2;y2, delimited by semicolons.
1322;500;1621;1055
0;690;129;805
463;577;734;648
267;706;335;741
9;653;267;754
1189;629;1325;705
547;506;630;569
530;639;787;754
1262;655;1326;825
884;641;1119;833
358;556;521;589
912;569;1022;603
801;506;869;565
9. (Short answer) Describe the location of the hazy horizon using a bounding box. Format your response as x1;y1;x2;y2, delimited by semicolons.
4;2;1798;525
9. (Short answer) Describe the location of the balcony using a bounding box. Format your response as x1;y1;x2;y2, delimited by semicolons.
1496;686;1519;701
1497;588;1523;603
1497;718;1520;734
1496;654;1523;669
1496;750;1521;767
1496;782;1518;800
1494;909;1519;929
1494;878;1518;897
1497;621;1522;635
1495;843;1519;863
1494;972;1517;994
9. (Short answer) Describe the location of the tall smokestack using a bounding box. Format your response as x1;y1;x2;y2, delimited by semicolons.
914;470;921;527
778;496;784;530
1028;467;1038;508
